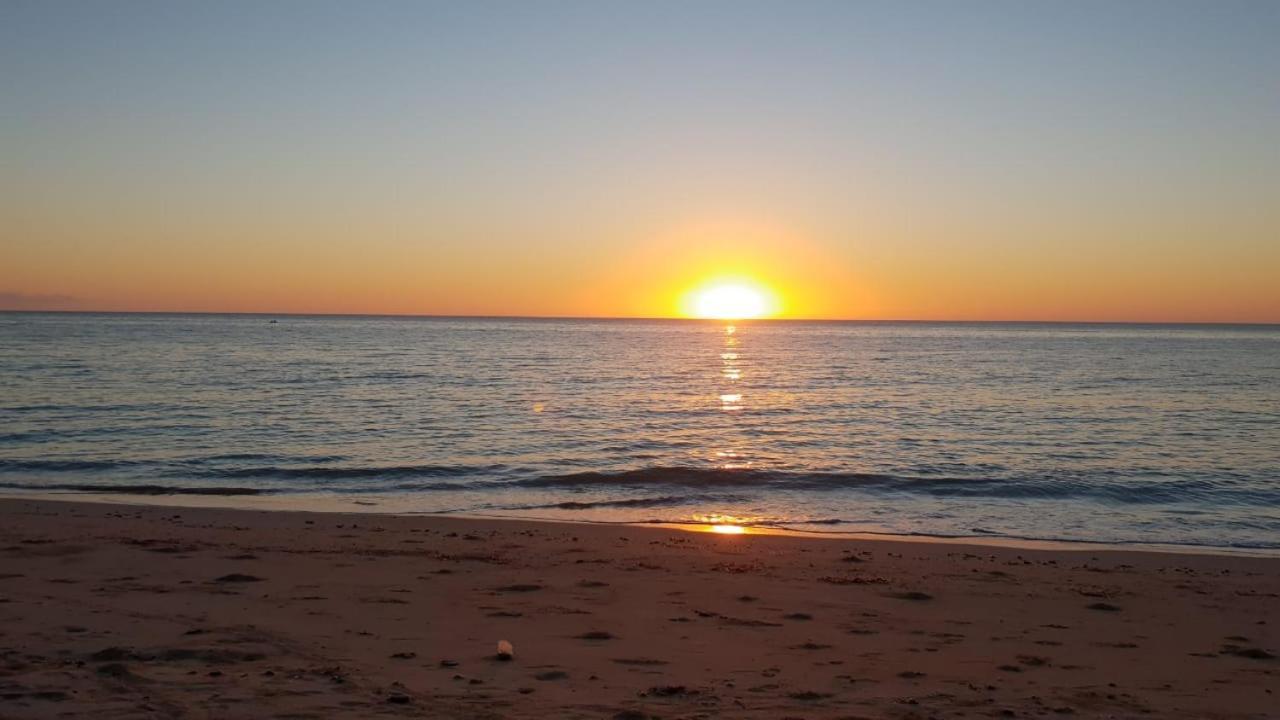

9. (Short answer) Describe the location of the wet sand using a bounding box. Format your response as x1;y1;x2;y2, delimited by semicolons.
0;498;1276;719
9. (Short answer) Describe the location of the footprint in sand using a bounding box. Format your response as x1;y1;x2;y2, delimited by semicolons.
494;583;543;593
213;573;263;583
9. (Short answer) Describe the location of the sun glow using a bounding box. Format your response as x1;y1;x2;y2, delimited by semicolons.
684;280;777;319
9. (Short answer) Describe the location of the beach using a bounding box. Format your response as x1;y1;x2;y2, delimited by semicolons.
1;498;1275;719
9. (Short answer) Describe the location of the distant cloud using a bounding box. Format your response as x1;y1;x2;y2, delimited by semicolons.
0;291;86;310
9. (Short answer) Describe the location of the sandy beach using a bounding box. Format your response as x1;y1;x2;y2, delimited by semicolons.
0;498;1275;719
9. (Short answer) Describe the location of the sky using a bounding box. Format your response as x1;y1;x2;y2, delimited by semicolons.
3;0;1278;322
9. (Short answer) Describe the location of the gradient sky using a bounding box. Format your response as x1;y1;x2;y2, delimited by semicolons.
3;1;1278;321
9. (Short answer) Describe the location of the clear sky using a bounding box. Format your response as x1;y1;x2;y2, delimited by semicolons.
3;1;1278;321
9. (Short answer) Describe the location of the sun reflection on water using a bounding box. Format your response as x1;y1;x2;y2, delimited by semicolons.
718;323;744;411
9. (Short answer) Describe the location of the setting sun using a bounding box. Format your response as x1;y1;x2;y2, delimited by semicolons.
684;281;778;320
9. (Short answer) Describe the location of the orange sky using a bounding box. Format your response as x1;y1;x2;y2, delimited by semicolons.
6;208;1277;322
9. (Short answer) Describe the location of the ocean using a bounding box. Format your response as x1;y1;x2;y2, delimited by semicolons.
2;313;1277;550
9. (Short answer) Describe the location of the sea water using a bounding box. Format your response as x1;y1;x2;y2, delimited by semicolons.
2;313;1277;550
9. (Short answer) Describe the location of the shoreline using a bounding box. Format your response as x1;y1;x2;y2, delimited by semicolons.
4;490;1278;559
2;497;1276;718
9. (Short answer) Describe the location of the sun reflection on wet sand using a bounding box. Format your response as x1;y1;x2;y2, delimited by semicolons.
691;514;756;535
709;524;746;534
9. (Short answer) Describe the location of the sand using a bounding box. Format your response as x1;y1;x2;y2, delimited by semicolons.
0;498;1276;719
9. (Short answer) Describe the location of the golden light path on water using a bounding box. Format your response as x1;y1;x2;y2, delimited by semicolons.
702;322;750;529
684;276;772;534
719;325;743;412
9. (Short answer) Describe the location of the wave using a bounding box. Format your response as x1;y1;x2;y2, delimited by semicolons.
510;466;871;488
188;463;504;480
0;481;263;496
0;459;140;472
512;494;738;511
510;466;1276;505
3;458;1276;507
192;452;337;463
704;519;1280;551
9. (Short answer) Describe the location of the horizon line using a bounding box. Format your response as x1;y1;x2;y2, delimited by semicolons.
2;309;1277;327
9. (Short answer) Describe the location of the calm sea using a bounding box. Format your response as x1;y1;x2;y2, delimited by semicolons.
2;313;1278;550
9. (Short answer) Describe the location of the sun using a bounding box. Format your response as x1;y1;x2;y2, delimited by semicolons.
685;281;777;319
